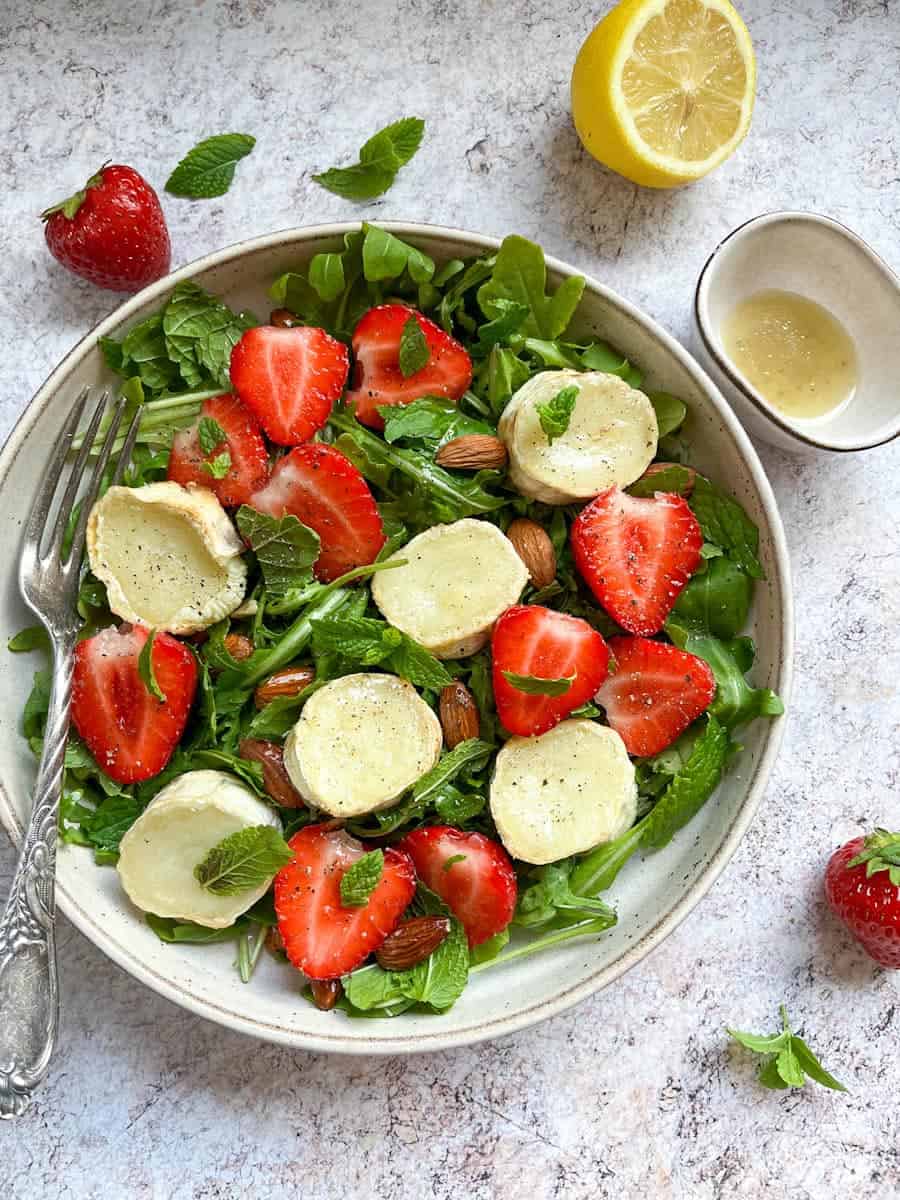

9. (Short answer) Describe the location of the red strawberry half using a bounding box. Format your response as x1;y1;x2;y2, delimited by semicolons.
249;442;386;582
397;826;517;947
596;635;716;757
71;624;198;784
824;830;900;969
42;164;171;293
571;486;703;636
167;394;270;506
274;825;416;979
230;324;349;446
491;604;610;737
346;304;473;430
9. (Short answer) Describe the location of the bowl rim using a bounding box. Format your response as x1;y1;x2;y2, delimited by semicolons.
0;220;793;1053
694;209;900;453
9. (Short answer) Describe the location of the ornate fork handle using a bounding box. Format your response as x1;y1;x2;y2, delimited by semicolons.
0;643;73;1118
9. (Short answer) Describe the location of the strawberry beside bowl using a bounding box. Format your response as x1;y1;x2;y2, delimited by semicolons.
0;224;792;1053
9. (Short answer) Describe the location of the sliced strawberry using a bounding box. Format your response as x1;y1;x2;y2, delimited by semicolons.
71;624;198;784
346;304;473;430
249;442;386;582
274;825;416;979
397;827;517;947
167;394;270;506
596;636;716;757
571;486;703;636
229;324;349;445
491;605;610;737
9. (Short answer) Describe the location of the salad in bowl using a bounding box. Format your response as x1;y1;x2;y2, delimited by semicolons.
13;224;783;1019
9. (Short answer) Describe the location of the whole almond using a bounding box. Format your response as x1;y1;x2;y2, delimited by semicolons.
506;517;556;589
439;682;480;748
309;978;343;1011
254;664;316;710
435;434;508;471
375;916;451;971
270;307;300;327
265;925;286;957
224;632;254;662
638;462;697;496
239;738;306;808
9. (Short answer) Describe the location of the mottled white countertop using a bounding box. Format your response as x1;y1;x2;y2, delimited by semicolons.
2;1;899;1195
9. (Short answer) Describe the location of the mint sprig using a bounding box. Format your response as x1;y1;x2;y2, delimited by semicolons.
340;849;384;907
313;117;425;201
165;133;256;199
398;315;430;377
198;416;227;455
201;450;231;479
194;825;293;895
727;1006;848;1092
536;384;578;445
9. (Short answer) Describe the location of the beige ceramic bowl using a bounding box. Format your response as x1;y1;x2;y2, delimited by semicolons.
0;223;792;1052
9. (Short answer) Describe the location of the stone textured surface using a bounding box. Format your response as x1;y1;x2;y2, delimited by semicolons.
2;1;899;1195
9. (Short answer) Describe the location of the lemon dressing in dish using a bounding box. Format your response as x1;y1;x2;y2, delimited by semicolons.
722;289;858;421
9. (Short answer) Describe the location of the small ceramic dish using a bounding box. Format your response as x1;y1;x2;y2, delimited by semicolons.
693;211;900;453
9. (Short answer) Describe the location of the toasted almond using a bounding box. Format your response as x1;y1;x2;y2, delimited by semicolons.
439;682;480;749
224;632;254;662
375;916;451;971
638;462;697;497
506;518;556;589
309;978;343;1011
435;434;508;471
265;925;286;957
254;664;316;710
270;308;301;327
238;738;306;808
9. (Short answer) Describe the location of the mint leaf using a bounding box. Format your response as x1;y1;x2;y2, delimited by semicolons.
432;784;485;826
236;506;320;597
201;450;231;479
396;884;469;1009
162;281;255;389
146;913;255;944
412;740;493;806
478;235;585;340
640;715;728;849
501;670;574;697
194;825;293;895
81;794;141;859
536;384;578;444
198;416;227;455
137;630;166;702
690;476;764;580
647;391;688;437
443;853;467;871
165;133;256;199
386;635;452;690
398;315;430;377
847;828;900;887
340;849;385;907
313;117;424;200
728;1006;848;1092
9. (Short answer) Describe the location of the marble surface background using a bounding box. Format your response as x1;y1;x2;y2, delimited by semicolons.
2;1;899;1195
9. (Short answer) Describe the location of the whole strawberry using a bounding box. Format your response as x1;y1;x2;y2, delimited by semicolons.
41;164;170;292
824;828;900;968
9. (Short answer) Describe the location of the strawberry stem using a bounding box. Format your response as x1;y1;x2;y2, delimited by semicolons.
40;164;107;221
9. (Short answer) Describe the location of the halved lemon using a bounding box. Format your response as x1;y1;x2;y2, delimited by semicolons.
571;0;756;188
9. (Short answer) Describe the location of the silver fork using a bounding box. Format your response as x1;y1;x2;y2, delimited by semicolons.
0;387;141;1118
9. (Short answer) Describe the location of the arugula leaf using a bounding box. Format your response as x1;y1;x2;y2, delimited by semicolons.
235;507;320;597
201;450;231;479
380;397;495;447
515;859;618;930
81;794;142;861
666;618;784;730
501;670;574;697
146;912;256;944
137;630;166;702
671;557;753;640
399;315;430;376
478;235;585;340
194;825;293;895
469;929;509;965
433;784;486;826
313;117;425;200
198;416;227;455
470;299;530;357
308;252;346;302
482;345;531;416
535;384;578;444
113;314;180;393
847;828;900;886
647;392;688;437
626;463;695;499
165;133;256;198
340;849;385;906
727;1006;847;1092
362;223;434;284
690;476;764;580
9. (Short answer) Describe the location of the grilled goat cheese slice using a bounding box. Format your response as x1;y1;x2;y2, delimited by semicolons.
498;369;658;504
283;672;442;818
371;518;529;659
490;719;637;864
87;481;247;634
116;770;281;928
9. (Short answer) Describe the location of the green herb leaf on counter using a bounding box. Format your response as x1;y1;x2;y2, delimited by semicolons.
340;849;385;907
198;416;227;455
194;825;293;895
201;450;231;479
235;507;321;597
536;384;579;445
690;476;764;580
137;630;166;702
165;133;256;199
502;670;574;697
314;117;425;201
478;235;585;340
398;315;430;377
727;1006;848;1092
